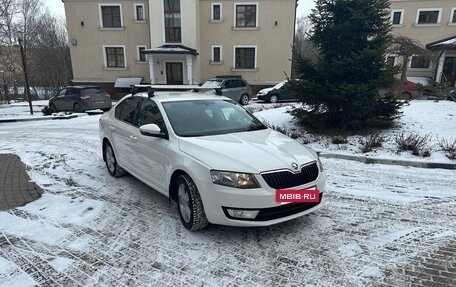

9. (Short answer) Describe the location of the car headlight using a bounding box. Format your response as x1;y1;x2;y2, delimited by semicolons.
210;170;259;189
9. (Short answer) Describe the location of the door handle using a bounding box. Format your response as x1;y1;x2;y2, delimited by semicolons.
109;125;115;131
130;135;138;141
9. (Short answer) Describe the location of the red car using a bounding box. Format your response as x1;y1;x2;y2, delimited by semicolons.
400;80;420;100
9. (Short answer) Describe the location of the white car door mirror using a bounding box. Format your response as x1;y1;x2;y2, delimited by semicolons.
140;124;162;137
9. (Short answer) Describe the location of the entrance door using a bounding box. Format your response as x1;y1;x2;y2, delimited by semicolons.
165;62;183;84
443;57;456;86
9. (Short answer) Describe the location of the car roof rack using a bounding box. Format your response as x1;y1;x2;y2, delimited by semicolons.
214;75;243;79
130;84;200;98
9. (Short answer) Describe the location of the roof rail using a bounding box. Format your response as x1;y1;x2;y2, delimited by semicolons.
130;84;201;98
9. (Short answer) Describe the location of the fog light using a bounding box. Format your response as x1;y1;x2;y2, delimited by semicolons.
227;209;259;219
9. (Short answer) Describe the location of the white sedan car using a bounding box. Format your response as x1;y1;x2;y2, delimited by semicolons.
99;91;326;230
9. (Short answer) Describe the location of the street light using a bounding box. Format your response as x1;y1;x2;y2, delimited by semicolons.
17;36;33;115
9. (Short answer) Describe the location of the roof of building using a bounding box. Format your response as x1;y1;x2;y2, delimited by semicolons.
144;45;199;56
426;35;456;50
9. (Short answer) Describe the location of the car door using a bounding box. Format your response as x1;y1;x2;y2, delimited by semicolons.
52;89;67;110
110;96;143;172
63;88;79;110
221;80;237;100
129;99;168;192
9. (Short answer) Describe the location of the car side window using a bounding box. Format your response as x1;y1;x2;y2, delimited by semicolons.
66;88;76;95
224;80;234;88
116;97;143;126
138;99;167;133
235;80;246;88
58;89;67;97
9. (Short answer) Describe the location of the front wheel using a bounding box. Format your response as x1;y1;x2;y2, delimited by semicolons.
49;103;57;112
177;174;209;231
103;142;126;177
239;94;250;106
400;92;412;100
269;95;278;103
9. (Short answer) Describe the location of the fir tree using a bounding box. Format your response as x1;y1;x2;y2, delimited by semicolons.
286;0;403;131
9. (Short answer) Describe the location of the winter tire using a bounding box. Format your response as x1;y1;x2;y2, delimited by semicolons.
177;174;209;231
104;142;126;177
269;95;278;103
240;94;250;106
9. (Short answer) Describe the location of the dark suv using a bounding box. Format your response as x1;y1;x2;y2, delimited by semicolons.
199;76;252;105
49;86;112;113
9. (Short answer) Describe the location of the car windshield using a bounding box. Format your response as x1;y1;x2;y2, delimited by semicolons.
273;81;287;89
162;100;267;137
199;80;222;88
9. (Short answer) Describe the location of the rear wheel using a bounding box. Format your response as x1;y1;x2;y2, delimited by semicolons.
74;103;84;113
177;174;208;231
269;95;278;103
103;142;126;177
240;94;250;106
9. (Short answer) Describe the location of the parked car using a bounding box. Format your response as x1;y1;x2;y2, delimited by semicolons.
400;80;420;100
198;76;252;105
257;80;297;103
49;86;112;113
99;90;326;230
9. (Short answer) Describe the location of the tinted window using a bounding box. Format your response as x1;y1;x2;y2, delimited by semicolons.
116;97;143;126
233;80;246;88
139;99;167;132
81;87;106;97
58;89;67;97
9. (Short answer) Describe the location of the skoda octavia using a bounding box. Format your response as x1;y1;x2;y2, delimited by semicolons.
99;91;326;230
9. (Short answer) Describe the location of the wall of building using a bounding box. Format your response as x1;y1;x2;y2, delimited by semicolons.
65;0;150;83
198;0;296;85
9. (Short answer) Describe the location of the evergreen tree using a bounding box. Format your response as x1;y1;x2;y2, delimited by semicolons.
286;0;403;131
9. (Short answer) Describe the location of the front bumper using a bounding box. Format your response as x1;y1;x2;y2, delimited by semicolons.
195;172;327;227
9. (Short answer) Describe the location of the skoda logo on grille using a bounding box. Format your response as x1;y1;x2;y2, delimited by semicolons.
291;162;299;170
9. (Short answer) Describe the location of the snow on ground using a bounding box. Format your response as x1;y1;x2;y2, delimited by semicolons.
254;100;456;163
0;100;455;286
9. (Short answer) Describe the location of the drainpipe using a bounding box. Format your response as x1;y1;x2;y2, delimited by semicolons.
290;0;298;79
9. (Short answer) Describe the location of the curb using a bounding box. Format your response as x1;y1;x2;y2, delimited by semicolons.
0;114;82;123
317;152;456;170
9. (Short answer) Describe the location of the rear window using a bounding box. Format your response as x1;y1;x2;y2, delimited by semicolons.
81;88;107;96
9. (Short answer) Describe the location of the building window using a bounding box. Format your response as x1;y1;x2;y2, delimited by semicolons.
235;4;257;27
104;46;125;68
450;8;456;24
386;56;396;67
234;46;256;69
164;0;181;43
137;46;147;62
212;46;222;62
391;9;404;25
100;5;122;28
416;9;442;24
212;3;222;21
410;55;430;69
135;4;145;21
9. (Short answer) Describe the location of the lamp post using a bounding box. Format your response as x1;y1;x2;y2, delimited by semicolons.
0;70;9;104
17;36;33;115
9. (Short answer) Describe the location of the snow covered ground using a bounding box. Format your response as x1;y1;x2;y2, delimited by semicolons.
0;101;455;286
254;100;456;163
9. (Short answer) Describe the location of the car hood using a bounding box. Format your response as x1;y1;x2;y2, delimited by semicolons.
257;87;274;95
178;129;316;173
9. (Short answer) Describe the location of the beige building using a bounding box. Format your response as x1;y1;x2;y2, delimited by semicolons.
389;0;456;85
63;0;297;96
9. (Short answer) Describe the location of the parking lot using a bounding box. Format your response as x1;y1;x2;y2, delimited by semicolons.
0;114;455;286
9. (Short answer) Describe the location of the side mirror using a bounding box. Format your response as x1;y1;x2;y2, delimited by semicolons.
139;124;167;139
214;88;222;95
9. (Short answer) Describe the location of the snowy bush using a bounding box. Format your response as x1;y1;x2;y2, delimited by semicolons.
395;132;432;157
361;132;385;153
331;135;348;144
439;138;456;160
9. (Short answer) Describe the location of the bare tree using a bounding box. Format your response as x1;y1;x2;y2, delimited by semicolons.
294;16;317;60
389;35;433;84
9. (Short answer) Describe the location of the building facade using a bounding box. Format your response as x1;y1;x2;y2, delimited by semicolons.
389;0;456;86
63;0;297;96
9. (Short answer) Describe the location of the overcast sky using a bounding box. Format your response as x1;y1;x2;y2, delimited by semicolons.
45;0;316;20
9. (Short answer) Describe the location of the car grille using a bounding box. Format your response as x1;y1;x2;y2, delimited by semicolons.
222;193;323;221
261;162;319;189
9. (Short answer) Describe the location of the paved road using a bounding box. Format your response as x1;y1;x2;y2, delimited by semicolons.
0;116;455;286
